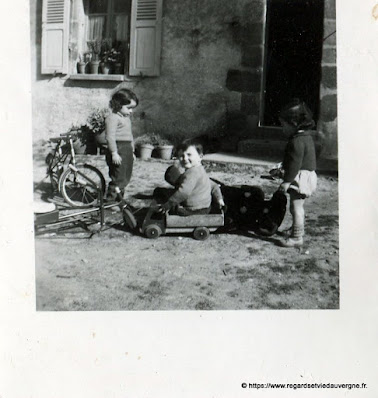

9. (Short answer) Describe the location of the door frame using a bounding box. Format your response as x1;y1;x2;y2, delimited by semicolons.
258;0;274;128
259;0;324;128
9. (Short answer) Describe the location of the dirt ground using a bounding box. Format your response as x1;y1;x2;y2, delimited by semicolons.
33;146;339;311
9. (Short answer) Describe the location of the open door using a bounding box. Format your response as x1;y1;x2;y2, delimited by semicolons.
261;0;324;126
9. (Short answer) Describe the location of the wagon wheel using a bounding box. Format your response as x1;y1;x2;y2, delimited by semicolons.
256;221;279;237
193;227;210;241
255;209;279;237
144;224;162;239
122;207;137;230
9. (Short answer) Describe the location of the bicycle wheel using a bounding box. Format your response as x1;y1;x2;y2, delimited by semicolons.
59;164;105;208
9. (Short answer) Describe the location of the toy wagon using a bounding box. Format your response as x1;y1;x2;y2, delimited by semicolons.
141;201;224;240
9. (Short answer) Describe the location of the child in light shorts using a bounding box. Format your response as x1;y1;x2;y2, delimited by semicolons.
277;99;318;247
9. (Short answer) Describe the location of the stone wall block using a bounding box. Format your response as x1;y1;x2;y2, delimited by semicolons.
241;92;260;115
242;44;263;68
226;91;243;113
322;47;337;64
226;69;261;92
241;22;264;46
318;119;338;159
324;0;336;19
319;94;337;123
323;19;336;45
321;66;337;89
242;0;266;23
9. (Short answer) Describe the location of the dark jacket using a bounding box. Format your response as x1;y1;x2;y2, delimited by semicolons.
282;131;317;182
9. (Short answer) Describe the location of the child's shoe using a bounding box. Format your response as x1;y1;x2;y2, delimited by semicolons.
277;225;292;238
280;236;303;247
280;225;304;247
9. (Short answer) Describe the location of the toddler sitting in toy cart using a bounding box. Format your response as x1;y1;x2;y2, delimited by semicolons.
154;141;225;215
140;141;224;240
151;140;287;238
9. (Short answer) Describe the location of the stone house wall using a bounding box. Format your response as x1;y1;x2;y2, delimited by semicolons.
30;0;337;160
319;0;337;159
30;0;257;142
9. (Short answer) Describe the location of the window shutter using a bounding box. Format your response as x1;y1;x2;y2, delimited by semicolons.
41;0;71;74
129;0;163;76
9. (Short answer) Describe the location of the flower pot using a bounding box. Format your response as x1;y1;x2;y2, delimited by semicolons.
72;139;86;154
113;62;123;74
156;145;174;160
89;61;100;74
100;62;111;74
78;62;87;74
138;144;154;160
94;131;107;154
95;131;107;146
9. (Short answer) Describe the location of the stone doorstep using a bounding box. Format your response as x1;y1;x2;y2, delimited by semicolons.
238;138;286;158
203;152;278;167
250;125;286;141
237;138;338;173
204;149;338;174
238;123;339;173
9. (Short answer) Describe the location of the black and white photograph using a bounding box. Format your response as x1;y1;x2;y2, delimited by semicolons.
31;0;338;311
1;0;377;396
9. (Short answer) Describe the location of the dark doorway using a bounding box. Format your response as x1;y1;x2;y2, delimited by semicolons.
262;0;324;126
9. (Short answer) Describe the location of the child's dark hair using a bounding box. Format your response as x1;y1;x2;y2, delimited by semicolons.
279;98;315;130
109;89;139;113
176;139;204;156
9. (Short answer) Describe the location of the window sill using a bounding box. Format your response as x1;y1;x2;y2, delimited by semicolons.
69;74;127;81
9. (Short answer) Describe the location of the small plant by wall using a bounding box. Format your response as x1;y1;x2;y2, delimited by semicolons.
134;131;174;159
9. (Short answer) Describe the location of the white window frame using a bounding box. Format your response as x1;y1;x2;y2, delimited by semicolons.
41;0;163;77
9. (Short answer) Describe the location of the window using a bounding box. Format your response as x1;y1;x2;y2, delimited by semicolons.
86;0;131;42
41;0;163;77
85;0;131;73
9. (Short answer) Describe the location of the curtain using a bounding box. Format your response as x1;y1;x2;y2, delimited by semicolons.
87;16;106;40
115;14;128;41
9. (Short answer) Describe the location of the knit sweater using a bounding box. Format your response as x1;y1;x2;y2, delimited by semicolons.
166;164;212;210
105;112;133;153
282;131;317;182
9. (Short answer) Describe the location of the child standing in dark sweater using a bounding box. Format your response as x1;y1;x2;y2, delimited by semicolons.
105;89;138;201
278;99;317;247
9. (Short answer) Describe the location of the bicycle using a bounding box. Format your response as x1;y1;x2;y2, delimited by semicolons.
44;131;106;208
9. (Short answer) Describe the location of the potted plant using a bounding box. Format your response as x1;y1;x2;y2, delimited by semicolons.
67;125;88;154
134;134;156;159
98;39;125;75
153;133;174;160
87;39;102;74
77;53;89;74
113;44;126;74
101;48;121;74
86;108;109;151
99;38;112;74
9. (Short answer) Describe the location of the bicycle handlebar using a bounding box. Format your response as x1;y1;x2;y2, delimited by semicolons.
60;131;78;138
49;132;78;144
